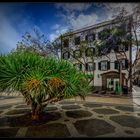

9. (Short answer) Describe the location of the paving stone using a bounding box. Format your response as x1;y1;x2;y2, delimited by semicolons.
74;119;115;137
0;105;12;110
115;106;134;112
25;123;70;137
66;110;92;118
92;108;120;115
137;113;140;116
0;117;10;127
59;101;75;105
44;106;58;112
0;128;19;137
124;130;134;134
0;111;3;114
98;115;103;118
110;115;140;128
83;103;103;108
62;105;81;110
15;105;29;108
5;109;31;115
7;112;61;127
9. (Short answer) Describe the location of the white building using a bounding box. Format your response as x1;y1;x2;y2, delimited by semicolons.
133;49;140;86
61;17;132;93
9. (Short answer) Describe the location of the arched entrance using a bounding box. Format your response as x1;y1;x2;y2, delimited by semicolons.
101;71;126;91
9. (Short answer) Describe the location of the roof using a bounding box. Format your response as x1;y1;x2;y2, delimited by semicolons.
62;14;132;38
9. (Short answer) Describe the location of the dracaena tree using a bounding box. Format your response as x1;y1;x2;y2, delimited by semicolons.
0;51;90;120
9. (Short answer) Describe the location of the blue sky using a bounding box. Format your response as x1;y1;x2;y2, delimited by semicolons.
0;2;138;54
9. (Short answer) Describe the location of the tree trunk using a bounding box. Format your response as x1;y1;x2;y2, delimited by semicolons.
31;108;39;121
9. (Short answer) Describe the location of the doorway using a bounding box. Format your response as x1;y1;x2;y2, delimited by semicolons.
107;78;119;91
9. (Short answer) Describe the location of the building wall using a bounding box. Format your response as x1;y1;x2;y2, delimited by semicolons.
61;18;131;89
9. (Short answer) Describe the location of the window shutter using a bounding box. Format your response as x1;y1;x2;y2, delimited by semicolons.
98;62;101;70
107;61;110;70
114;61;118;69
79;64;82;70
94;62;96;70
85;49;88;57
63;39;69;48
68;52;70;58
92;34;95;41
85;35;88;41
125;59;128;69
114;46;119;52
93;48;96;55
125;45;128;51
85;63;88;71
107;48;111;53
75;36;80;45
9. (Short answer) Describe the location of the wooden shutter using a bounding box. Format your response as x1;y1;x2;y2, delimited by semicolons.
107;61;110;70
85;35;88;41
75;36;80;45
125;59;128;69
94;62;96;70
63;39;69;48
98;62;101;70
85;49;88;57
68;52;70;58
79;64;82;70
125;45;129;51
114;61;119;69
114;46;119;52
93;48;96;55
85;63;88;71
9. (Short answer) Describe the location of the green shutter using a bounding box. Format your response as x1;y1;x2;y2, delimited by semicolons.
98;62;101;70
114;61;119;69
107;61;110;70
125;59;128;69
125;45;128;51
114;46;119;52
94;62;96;70
79;64;82;70
68;52;70;58
85;35;88;41
86;63;88;71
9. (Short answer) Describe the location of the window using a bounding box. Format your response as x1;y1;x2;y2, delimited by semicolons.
74;63;82;71
63;39;69;48
86;62;96;71
62;52;70;59
114;59;128;70
114;45;128;52
73;50;82;58
98;28;110;40
75;36;80;45
85;34;95;42
98;61;110;71
85;48;96;57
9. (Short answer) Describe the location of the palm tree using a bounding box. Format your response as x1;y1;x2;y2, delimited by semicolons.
0;51;90;120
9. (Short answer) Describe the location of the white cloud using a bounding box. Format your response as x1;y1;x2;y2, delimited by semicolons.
51;24;60;30
0;13;21;54
49;27;68;42
55;3;92;13
103;3;139;20
69;13;98;30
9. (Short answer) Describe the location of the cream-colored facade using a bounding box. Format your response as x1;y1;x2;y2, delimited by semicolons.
61;17;132;91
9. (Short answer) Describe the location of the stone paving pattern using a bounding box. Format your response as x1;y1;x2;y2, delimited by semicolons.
1;97;140;137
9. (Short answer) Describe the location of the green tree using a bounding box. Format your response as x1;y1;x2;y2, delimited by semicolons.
0;51;90;120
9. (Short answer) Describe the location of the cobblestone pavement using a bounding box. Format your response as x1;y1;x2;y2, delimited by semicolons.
0;95;140;138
